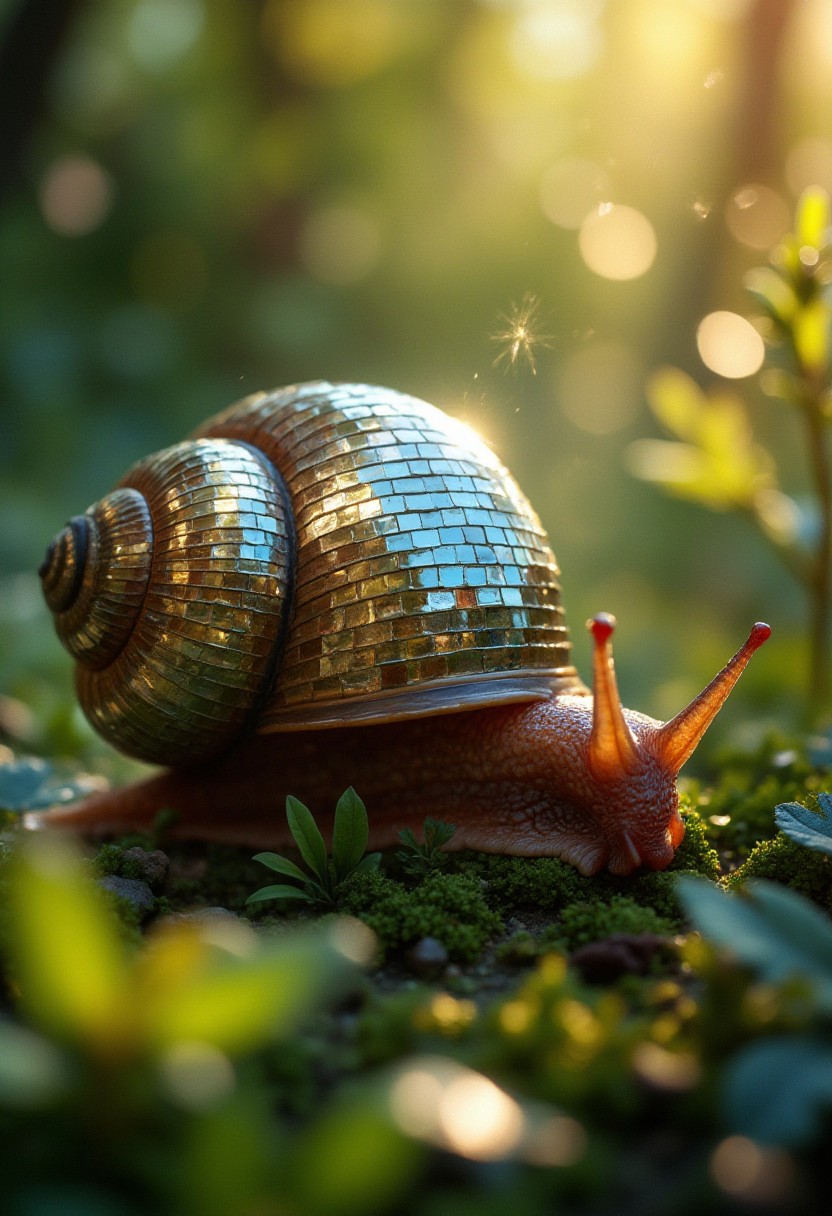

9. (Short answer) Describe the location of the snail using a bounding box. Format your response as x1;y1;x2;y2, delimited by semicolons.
36;382;769;875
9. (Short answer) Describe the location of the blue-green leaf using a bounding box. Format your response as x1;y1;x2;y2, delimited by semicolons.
332;787;369;881
677;877;832;1008
245;884;318;906
285;795;329;886
775;794;832;856
0;756;103;814
723;1036;832;1147
252;851;310;884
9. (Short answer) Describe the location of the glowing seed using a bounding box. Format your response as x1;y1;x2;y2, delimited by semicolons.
491;294;552;375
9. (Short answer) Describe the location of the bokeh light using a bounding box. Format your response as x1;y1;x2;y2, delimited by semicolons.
299;204;382;285
540;157;612;230
558;339;642;434
578;204;657;280
510;1;605;81
389;1058;525;1161
724;184;790;249
696;311;765;378
709;1136;794;1203
38;156;114;237
262;0;408;86
160;1040;236;1109
127;0;205;73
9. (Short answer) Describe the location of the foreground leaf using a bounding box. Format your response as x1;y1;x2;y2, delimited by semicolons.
723;1036;832;1147
8;837;128;1046
677;876;832;1008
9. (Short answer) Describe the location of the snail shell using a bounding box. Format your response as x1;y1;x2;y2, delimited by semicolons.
40;383;584;764
38;382;771;874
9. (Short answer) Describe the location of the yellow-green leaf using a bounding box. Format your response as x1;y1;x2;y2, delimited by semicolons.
744;267;797;326
139;923;353;1056
7;837;128;1047
645;367;706;442
794;298;829;373
796;186;830;251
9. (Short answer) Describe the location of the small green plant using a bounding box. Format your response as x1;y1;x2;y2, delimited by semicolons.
631;187;832;721
395;817;456;878
247;788;381;909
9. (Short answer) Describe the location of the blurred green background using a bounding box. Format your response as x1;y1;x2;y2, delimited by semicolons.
2;0;830;767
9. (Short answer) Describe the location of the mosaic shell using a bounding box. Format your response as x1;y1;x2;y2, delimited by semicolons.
40;382;584;764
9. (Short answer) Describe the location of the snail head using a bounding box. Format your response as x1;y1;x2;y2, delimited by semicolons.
583;613;770;874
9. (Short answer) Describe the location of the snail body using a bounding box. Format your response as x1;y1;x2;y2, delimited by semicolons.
38;383;769;875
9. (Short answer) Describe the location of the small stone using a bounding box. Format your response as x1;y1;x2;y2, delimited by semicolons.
405;936;449;977
571;933;671;984
120;846;169;888
98;875;155;919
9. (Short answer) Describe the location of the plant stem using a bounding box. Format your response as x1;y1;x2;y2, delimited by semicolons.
802;388;832;723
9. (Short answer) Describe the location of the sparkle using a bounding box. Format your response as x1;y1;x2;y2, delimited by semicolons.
491;294;552;375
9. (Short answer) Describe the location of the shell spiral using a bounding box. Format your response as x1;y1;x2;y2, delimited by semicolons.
41;382;584;765
40;439;294;764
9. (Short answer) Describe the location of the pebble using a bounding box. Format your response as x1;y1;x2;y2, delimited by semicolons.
405;936;449;977
98;875;155;919
120;846;169;889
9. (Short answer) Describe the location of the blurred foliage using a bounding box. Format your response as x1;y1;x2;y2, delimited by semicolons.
633;188;832;721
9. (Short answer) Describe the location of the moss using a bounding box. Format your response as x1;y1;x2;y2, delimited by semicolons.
554;895;676;951
456;853;587;913
668;807;721;878
685;733;827;861
590;870;686;924
338;869;502;963
726;833;832;910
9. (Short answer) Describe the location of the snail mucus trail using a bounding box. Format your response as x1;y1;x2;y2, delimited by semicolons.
35;382;770;876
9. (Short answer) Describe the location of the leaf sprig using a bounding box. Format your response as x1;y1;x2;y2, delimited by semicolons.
395;817;457;878
247;788;381;909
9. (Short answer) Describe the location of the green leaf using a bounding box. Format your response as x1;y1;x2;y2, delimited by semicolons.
775;794;832;855
252;851;310;884
332;787;370;880
745;267;797;326
678;877;832;1008
723;1036;832;1147
245;884;319;905
286;795;330;887
349;852;382;877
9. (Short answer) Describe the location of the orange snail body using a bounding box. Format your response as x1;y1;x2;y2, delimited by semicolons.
37;383;769;876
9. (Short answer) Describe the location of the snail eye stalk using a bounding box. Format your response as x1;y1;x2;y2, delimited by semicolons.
586;613;640;781
650;622;771;775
